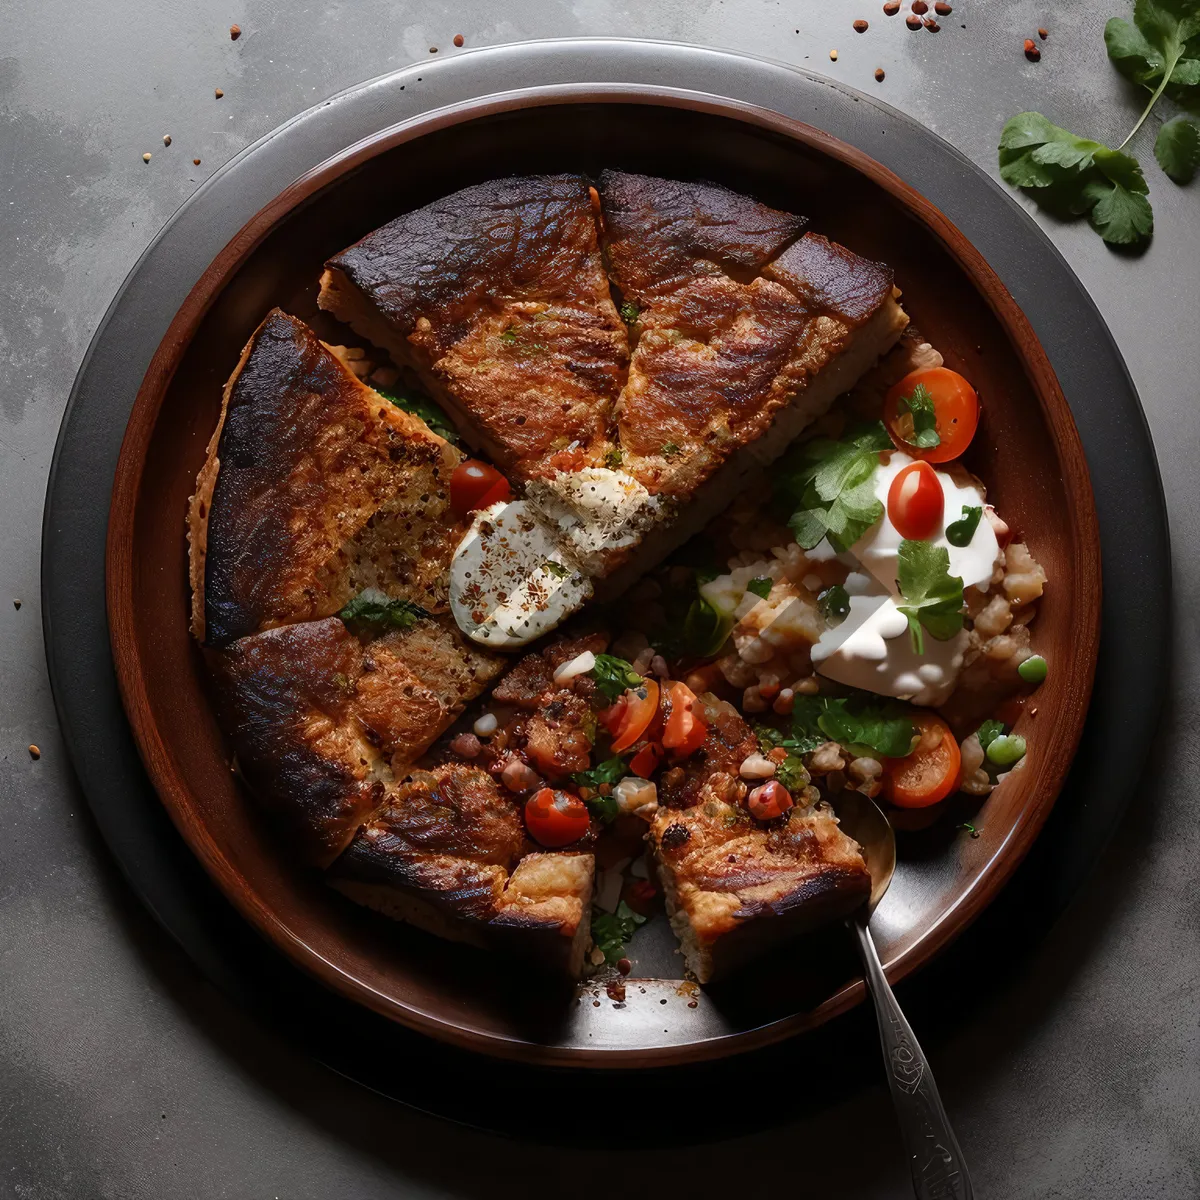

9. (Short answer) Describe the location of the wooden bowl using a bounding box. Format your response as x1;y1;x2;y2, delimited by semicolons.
106;92;1100;1066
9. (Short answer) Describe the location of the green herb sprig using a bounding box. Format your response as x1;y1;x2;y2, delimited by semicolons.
999;1;1200;248
895;539;965;655
589;654;644;701
591;901;647;964
375;386;458;444
896;383;941;450
337;589;430;637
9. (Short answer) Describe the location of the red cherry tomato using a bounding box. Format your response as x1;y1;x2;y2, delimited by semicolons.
628;742;665;778
747;780;794;821
883;713;961;808
524;788;590;847
661;682;707;758
450;459;512;517
884;367;980;463
611;680;660;753
887;460;944;540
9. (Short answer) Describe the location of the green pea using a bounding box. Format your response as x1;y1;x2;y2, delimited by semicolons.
1018;655;1048;685
986;733;1027;768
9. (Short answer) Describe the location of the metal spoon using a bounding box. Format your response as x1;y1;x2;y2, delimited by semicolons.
832;790;974;1200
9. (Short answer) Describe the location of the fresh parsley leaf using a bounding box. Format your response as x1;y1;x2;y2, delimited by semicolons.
747;576;774;601
619;300;641;324
976;719;1006;753
374;386;458;443
896;539;965;655
777;423;891;553
817;584;851;624
1105;3;1200;90
1155;115;1200;181
591;901;646;964
541;559;570;579
946;505;983;548
589;654;643;701
586;792;621;824
896;383;941;449
791;695;917;759
1082;147;1154;244
682;594;734;658
788;697;832;754
571;755;629;790
661;441;682;458
756;730;814;792
337;589;430;637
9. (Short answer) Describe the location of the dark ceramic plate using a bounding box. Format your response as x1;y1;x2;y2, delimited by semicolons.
47;43;1164;1088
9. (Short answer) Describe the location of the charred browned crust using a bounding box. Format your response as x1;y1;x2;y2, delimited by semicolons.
329;764;593;974
209;617;503;867
763;233;897;328
320;175;629;481
191;308;462;647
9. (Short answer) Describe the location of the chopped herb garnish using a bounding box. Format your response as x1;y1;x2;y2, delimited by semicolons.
792;694;918;759
374;385;458;443
337;589;430;637
746;576;774;601
571;755;629;791
591;901;647;964
818;584;851;625
776;422;892;553
604;446;624;470
956;821;981;838
589;654;643;701
541;559;570;579
499;328;518;344
586;791;621;824
896;539;965;655
896;382;941;449
976;719;1006;753
660;441;682;458
755;726;811;792
619;300;641;324
946;505;983;548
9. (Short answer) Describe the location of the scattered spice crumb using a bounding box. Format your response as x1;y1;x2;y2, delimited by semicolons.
906;13;922;28
924;17;940;30
29;745;41;760
215;87;224;98
606;979;627;1002
13;600;21;610
162;134;171;146
829;48;839;60
230;23;241;39
1038;26;1049;39
193;158;202;165
911;0;928;12
884;0;901;12
142;152;152;163
453;33;464;47
854;18;869;32
1030;706;1039;716
1024;38;1041;61
429;45;438;53
592;998;600;1007
875;66;886;81
934;0;952;11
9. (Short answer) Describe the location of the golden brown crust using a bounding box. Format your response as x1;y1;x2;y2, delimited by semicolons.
320;175;629;481
191;308;463;647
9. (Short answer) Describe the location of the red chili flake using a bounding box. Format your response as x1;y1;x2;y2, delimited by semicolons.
453;33;465;46
883;0;901;12
924;17;940;30
1038;27;1049;39
934;0;952;11
230;23;241;39
906;13;922;28
874;67;886;81
853;18;869;32
1024;38;1041;61
911;0;928;12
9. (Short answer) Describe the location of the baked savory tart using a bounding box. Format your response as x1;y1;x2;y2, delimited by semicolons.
191;173;1050;985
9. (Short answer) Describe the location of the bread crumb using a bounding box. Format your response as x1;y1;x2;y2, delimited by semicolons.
215;87;224;98
142;152;152;163
829;48;839;60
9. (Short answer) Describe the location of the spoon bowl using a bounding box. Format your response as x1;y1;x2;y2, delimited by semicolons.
829;789;897;915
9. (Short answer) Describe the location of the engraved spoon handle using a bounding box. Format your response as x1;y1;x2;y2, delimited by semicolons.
852;917;974;1200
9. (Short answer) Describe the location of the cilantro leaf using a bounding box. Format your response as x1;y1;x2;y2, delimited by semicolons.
337;589;430;637
896;383;941;450
895;539;965;655
571;755;629;790
1105;3;1200;89
591;901;646;964
1155;116;1200;181
589;654;643;701
374;386;458;443
1083;147;1154;244
747;576;774;601
777;423;891;553
946;505;983;548
792;694;918;759
976;719;1006;753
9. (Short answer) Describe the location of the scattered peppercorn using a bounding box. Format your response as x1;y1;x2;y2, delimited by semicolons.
162;134;171;146
884;0;901;12
1038;26;1048;39
29;745;40;760
875;66;886;81
453;33;465;47
906;13;922;28
829;48;839;60
230;23;241;39
429;45;438;53
193;158;201;165
934;0;952;11
911;0;928;12
142;152;152;163
1024;38;1041;61
924;17;940;30
854;18;869;32
215;87;224;98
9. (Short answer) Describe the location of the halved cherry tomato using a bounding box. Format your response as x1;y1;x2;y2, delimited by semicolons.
611;680;661;753
747;780;794;821
524;788;590;847
629;741;665;778
884;367;980;463
883;713;961;808
662;682;707;758
450;459;512;517
887;460;944;540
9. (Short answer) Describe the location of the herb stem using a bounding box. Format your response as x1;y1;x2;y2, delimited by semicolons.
1118;64;1174;150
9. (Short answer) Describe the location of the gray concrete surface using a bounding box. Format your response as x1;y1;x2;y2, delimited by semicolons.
2;2;1198;1197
